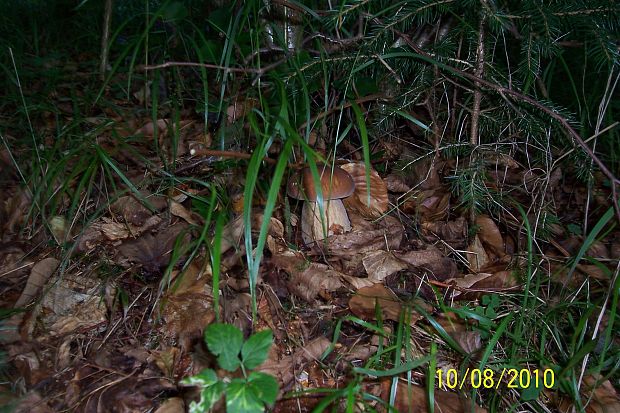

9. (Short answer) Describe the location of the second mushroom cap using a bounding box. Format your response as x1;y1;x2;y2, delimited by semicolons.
287;165;355;201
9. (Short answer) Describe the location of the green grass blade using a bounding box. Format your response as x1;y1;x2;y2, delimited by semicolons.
566;205;615;281
95;145;156;212
350;101;371;206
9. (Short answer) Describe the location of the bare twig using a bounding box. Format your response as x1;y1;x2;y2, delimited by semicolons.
470;14;486;146
188;149;278;165
185;148;386;170
428;279;521;294
99;0;113;80
552;122;619;166
139;58;288;77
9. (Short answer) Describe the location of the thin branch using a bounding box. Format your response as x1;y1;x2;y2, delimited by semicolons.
99;0;113;81
552;122;619;166
139;58;288;77
503;7;620;19
188;149;278;165
470;14;486;146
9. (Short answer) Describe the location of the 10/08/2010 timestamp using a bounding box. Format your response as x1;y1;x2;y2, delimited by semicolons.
436;368;555;390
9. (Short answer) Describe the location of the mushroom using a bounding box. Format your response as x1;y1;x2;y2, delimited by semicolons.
287;165;355;245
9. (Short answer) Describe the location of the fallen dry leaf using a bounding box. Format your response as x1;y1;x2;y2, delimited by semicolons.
447;272;494;290
218;213;284;256
421;217;468;248
75;223;107;253
49;216;69;244
394;245;443;267
133;80;152;104
100;217;131;241
576;264;610;281
254;213;285;238
447;271;518;299
259;336;331;390
342;343;379;363
3;187;31;235
381;380;487;413
151;347;182;378
270;247;308;274
476;215;506;258
118;223;189;274
451;330;482;354
384;173;411;193
134;119;194;139
160;256;214;348
170;200;202;226
161;292;215;351
339;274;375;289
111;194;164;226
434;312;482;354
39;271;109;336
226;97;259;124
1;257;59;344
403;189;450;221
467;234;490;272
394;246;458;280
168;259;212;296
349;284;422;323
586;240;610;259
12;351;50;387
408;156;443;190
552;374;620;413
80;375;175;413
0;247;33;287
223;293;253;327
219;215;245;254
288;263;345;302
77;214;164;251
11;390;55;413
362;250;408;282
340;162;389;219
310;215;404;257
610;239;620;259
14;257;59;308
155;397;185;413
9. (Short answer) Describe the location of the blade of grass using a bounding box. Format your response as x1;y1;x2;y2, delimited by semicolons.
566;204;615;282
513;205;533;359
211;211;225;322
414;303;467;356
350;101;371;206
428;342;437;413
246;135;294;318
389;308;406;408
95;145;156;212
353;355;431;377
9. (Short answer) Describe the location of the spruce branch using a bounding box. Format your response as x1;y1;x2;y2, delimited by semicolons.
381;22;620;224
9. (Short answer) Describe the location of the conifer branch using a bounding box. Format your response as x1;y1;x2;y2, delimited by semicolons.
384;23;620;224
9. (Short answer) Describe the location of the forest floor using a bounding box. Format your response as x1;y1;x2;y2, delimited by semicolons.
1;52;619;413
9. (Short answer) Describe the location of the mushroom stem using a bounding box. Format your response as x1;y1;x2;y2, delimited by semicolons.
301;199;351;245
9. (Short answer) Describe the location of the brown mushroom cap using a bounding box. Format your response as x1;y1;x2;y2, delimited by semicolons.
287;165;355;201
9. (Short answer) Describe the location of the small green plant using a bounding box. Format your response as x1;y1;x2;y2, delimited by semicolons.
566;223;582;236
182;323;279;413
462;294;502;340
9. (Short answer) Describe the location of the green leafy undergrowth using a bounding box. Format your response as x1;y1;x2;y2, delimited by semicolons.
182;323;278;413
